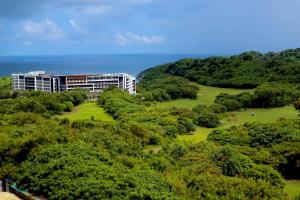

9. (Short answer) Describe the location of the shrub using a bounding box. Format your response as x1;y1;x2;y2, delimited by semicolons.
195;113;220;128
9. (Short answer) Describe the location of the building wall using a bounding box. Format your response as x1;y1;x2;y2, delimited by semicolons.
12;72;136;95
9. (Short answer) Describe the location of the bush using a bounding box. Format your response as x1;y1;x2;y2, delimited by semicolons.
64;101;74;112
195;113;220;128
253;83;297;108
215;93;243;111
187;173;286;200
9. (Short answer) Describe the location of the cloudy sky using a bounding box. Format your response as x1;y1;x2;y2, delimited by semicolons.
1;0;300;55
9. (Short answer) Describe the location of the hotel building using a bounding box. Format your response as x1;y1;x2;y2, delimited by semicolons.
12;71;136;95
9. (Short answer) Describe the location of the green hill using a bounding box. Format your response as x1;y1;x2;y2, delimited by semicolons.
138;48;300;89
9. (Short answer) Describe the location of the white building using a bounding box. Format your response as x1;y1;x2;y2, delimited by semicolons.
12;71;51;92
12;71;136;95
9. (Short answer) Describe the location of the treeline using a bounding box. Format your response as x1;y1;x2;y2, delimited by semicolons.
138;75;198;101
214;82;300;112
138;48;300;89
0;77;12;99
0;89;88;115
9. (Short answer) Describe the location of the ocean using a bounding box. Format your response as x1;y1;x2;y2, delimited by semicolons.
0;54;206;77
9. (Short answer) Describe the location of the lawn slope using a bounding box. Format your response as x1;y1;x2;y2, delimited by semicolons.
153;84;253;109
62;102;114;121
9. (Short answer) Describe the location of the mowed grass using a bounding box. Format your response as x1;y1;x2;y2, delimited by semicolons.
152;84;299;144
177;127;213;144
285;180;300;198
178;106;299;144
223;106;299;128
154;84;253;109
62;102;114;121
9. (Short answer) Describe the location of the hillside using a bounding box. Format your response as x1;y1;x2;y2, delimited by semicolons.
138;48;300;89
0;50;300;199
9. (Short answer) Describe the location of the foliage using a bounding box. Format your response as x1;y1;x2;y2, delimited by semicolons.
214;83;299;111
139;48;300;89
0;108;292;199
98;87;197;143
208;119;300;179
187;173;286;200
138;75;198;101
0;89;88;115
192;104;221;128
195;112;220;128
294;97;300;111
0;77;12;99
253;83;299;108
1;48;300;199
17;143;176;200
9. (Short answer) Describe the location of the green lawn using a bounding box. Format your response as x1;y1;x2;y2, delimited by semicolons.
285;180;300;199
161;84;299;144
178;106;299;144
177;127;213;144
154;84;253;109
222;106;299;128
62;102;114;121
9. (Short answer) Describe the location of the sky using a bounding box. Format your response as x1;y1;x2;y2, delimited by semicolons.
1;0;300;55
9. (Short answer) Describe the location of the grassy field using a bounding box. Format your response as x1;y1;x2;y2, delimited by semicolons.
177;106;299;144
155;84;300;144
62;102;114;121
223;106;299;128
285;180;300;199
154;84;253;109
177;127;212;144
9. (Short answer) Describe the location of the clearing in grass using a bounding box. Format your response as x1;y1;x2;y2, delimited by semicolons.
177;106;299;144
222;106;299;128
62;102;114;121
154;84;253;109
177;127;212;144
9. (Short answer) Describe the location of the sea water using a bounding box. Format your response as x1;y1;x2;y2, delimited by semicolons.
0;54;207;77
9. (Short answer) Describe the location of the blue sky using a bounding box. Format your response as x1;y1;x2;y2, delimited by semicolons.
1;0;300;55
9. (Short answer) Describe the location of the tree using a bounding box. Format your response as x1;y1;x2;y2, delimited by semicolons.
253;83;296;108
195;113;220;128
294;97;300;111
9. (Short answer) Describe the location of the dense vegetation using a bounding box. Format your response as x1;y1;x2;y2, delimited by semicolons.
138;75;198;101
1;48;300;199
208;119;300;179
213;82;299;111
0;77;11;99
138;48;300;89
0;88;88;115
98;87;197;142
0;86;296;199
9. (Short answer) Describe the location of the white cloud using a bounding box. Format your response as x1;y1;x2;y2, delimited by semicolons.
69;19;79;30
21;19;65;42
114;31;166;45
114;32;130;45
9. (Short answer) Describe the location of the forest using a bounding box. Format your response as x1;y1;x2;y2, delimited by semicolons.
138;48;300;89
0;48;300;200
